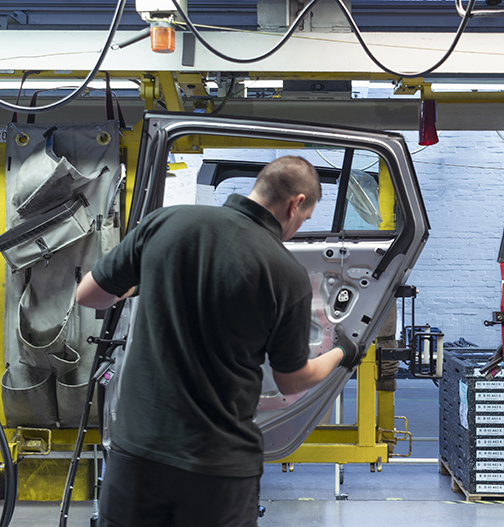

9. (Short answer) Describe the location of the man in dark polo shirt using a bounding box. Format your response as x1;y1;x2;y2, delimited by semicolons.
76;155;362;527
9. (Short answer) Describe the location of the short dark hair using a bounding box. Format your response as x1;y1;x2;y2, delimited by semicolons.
252;156;322;209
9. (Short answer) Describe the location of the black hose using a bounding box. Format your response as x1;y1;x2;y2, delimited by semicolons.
172;0;323;64
331;0;477;78
172;0;476;78
211;77;236;115
0;424;17;527
0;0;127;114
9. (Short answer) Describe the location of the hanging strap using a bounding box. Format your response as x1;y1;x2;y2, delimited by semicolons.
12;70;41;124
104;71;114;121
114;91;127;129
12;71;126;128
27;91;41;124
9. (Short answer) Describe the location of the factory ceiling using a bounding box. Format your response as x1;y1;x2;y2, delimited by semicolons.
1;1;504;32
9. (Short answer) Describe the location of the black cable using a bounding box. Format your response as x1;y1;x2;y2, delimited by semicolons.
0;424;16;527
0;0;127;114
172;0;476;78
171;0;323;63
331;0;477;78
211;77;236;114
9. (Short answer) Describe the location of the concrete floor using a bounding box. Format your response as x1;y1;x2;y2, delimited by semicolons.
8;379;504;526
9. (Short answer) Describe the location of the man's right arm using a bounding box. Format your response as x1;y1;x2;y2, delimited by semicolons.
272;346;345;395
272;335;365;395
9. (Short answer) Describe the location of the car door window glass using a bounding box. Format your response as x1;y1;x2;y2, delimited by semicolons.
182;145;398;235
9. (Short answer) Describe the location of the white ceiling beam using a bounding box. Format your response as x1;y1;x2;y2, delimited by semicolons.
0;30;503;77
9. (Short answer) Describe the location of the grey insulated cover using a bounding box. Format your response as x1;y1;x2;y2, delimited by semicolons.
1;121;122;428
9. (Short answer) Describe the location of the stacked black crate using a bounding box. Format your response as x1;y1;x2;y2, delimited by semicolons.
439;349;504;496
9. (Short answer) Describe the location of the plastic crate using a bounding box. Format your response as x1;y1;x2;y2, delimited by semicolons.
439;349;504;496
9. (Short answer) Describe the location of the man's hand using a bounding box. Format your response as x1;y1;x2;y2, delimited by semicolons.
334;333;365;370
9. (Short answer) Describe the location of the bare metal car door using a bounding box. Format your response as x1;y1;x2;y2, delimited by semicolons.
102;112;430;461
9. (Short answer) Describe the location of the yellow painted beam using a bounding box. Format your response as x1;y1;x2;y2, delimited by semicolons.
4;427;101;447
158;72;185;112
303;425;358;444
140;74;159;111
0;70;399;83
176;73;209;98
171;135;305;153
17;458;94;501
2;70;504;105
357;345;378;447
377;390;396;448
277;443;389;465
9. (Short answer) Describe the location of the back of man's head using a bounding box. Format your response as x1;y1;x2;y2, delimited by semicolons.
253;156;322;209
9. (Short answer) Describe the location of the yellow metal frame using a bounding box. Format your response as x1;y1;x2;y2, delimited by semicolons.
274;344;399;469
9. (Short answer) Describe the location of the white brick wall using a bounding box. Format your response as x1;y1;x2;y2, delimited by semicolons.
402;131;504;349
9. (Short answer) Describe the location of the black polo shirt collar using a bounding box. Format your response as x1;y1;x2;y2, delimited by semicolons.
223;194;283;240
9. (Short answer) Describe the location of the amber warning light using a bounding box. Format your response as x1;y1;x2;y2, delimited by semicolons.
150;21;175;53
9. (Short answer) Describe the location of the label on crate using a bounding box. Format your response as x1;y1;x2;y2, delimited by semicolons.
476;415;504;424
477;450;504;459
476;484;504;493
476;404;504;412
477;438;504;447
468;368;504;378
459;380;469;429
477;427;504;436
476;392;504;401
476;473;504;481
476;461;504;470
476;381;504;390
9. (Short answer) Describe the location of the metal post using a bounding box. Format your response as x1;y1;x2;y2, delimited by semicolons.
334;393;348;500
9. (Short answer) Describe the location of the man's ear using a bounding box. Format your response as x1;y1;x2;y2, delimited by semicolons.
288;194;306;218
297;194;306;209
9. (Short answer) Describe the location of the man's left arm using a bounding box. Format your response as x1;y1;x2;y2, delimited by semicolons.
76;214;147;309
76;271;137;310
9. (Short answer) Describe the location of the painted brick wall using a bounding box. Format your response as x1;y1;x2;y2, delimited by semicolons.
401;130;504;350
174;130;504;350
